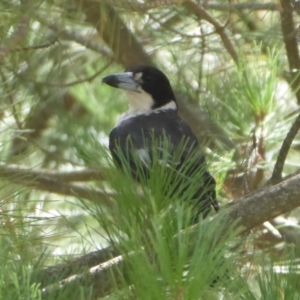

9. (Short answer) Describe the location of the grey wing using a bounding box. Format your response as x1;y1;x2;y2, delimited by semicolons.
109;126;181;179
109;117;219;219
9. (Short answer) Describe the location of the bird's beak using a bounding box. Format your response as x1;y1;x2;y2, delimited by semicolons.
102;72;140;92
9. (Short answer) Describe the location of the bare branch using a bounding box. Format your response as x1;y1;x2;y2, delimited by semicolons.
35;246;121;287
184;0;239;65
204;2;279;12
279;0;300;103
28;61;113;88
228;172;300;230
12;38;58;52
0;163;114;205
99;1;279;12
80;0;154;67
270;0;300;183
0;163;107;182
271;113;300;183
34;15;113;58
41;255;125;300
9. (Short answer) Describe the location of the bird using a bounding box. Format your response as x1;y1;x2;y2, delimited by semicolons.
102;66;219;222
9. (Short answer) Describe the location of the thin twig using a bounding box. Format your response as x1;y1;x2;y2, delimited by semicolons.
204;2;279;12
184;0;239;65
27;61;113;88
148;13;217;38
13;38;58;52
35;15;113;57
0;2;30;60
242;130;257;194
0;71;23;129
271;113;300;183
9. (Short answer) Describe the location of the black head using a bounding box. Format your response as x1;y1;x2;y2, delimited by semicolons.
102;66;177;110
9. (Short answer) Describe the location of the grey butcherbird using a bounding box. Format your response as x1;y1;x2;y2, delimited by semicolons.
102;66;219;221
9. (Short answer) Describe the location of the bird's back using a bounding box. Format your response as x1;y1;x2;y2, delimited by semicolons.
109;110;219;220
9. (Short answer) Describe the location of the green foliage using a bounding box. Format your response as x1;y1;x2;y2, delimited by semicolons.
256;259;300;300
80;149;241;299
1;0;300;299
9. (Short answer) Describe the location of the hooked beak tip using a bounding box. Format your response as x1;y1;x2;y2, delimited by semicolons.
102;72;140;92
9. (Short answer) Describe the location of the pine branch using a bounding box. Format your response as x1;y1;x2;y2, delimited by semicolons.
227;172;300;231
35;171;300;299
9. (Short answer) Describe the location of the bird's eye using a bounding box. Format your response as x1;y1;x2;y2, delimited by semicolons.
143;75;152;82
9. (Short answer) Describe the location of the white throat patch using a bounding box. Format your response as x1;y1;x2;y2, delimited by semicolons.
126;88;154;112
116;89;177;126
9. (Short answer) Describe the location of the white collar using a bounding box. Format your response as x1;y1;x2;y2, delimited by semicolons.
116;101;177;126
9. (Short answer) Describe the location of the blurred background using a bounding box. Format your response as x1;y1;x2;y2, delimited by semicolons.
1;0;300;299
